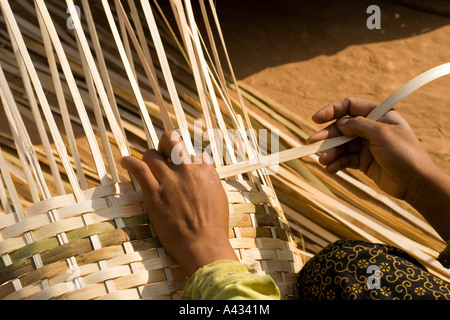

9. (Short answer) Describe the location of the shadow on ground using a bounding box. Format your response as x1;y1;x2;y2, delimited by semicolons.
214;0;450;79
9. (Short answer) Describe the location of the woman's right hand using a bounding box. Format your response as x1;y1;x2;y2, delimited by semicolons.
306;97;437;201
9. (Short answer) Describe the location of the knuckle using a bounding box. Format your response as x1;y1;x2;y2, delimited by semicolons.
342;96;354;107
345;96;356;103
142;149;161;164
160;130;177;142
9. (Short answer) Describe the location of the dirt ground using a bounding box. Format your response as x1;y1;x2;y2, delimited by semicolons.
215;0;450;175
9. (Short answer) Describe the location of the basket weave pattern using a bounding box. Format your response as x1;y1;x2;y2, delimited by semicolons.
0;179;302;300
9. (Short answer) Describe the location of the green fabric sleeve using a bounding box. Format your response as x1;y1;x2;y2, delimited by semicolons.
181;260;281;300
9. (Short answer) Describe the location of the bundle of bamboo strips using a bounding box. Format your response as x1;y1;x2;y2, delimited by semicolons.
0;0;448;300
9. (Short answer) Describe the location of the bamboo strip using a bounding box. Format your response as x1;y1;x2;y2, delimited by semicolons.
10;1;125;294
0;173;12;215
65;1;147;294
58;0;131;158
34;2;88;192
228;78;445;252
98;0;159;150
0;69;49;205
204;0;264;173
140;0;194;154
170;0;223;165
217;63;450;178
76;35;120;184
80;0;125;136
198;0;229;102
7;19;65;197
152;0;189;65
184;0;240;166
114;0;173;132
0;88;39;205
0;148;47;289
0;0;85;199
0;64;84;291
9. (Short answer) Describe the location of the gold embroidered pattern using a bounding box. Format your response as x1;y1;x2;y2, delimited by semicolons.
297;240;450;300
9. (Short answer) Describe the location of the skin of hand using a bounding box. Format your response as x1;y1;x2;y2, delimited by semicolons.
306;97;437;200
307;97;450;241
120;130;238;276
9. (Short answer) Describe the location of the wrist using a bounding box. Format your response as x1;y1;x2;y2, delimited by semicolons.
180;239;238;276
405;160;443;206
405;161;450;241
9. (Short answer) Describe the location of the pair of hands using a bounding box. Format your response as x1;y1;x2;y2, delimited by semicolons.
121;97;448;276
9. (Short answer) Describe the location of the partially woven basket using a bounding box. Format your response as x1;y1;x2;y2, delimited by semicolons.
2;0;449;301
0;179;302;300
0;0;304;300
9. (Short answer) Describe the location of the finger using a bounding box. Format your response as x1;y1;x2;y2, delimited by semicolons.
120;156;159;191
336;116;384;141
158;130;191;165
142;149;172;181
306;122;341;144
312;97;378;124
319;146;346;166
357;140;374;175
377;109;404;126
325;153;361;174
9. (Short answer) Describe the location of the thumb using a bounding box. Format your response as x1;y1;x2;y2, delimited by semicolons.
337;116;383;141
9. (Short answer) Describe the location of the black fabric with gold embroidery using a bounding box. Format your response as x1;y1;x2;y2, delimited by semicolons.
297;240;450;300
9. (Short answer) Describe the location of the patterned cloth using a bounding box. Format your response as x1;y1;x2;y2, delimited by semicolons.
297;240;450;300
